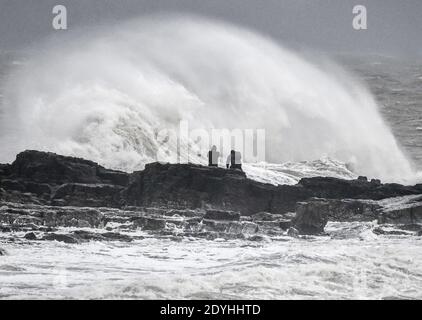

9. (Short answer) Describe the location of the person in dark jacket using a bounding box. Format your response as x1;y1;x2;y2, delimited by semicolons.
227;150;242;170
226;152;231;169
208;145;220;167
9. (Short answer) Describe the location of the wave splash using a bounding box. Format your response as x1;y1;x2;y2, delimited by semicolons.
0;15;416;184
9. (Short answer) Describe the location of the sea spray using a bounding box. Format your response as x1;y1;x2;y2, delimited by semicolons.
0;15;415;183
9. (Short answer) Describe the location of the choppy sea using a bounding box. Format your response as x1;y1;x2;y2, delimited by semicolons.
0;52;421;299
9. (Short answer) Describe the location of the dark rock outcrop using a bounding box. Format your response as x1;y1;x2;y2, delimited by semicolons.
377;195;422;225
122;162;422;217
10;150;128;186
72;230;133;242
202;220;259;235
0;202;105;228
294;198;381;224
51;183;124;207
298;176;422;200
131;216;167;230
123;162;280;214
292;195;422;235
0;150;129;207
204;209;240;221
42;233;80;244
292;200;330;235
24;232;37;240
372;227;412;236
2;150;422;237
2;150;422;215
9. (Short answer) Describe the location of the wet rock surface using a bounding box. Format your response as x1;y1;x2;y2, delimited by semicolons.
1;150;422;237
292;200;329;235
293;195;422;235
204;209;240;221
24;232;37;240
42;233;80;244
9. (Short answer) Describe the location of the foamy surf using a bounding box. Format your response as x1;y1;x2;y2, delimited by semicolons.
1;226;421;300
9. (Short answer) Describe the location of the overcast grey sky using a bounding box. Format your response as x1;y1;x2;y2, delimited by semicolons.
0;0;421;57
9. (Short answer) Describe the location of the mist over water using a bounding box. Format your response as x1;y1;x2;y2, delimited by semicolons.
0;16;416;183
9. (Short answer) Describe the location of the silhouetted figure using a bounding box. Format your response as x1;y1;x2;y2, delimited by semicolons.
208;145;220;167
227;150;242;170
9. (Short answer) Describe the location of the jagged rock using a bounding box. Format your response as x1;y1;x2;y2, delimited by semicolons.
247;235;267;241
250;212;292;230
70;218;91;228
41;208;104;228
0;180;52;197
186;217;202;225
0;163;11;176
290;195;422;235
2;150;422;232
371;179;381;185
12;215;43;226
379;208;422;224
396;224;422;232
9;150;129;186
300;198;381;222
123;162;422;216
51;183;124;207
290;197;383;234
251;212;275;221
42;233;80;244
229;221;259;234
131;216;167;230
100;232;133;242
287;227;299;237
123;162;317;215
22;181;51;195
204;210;240;221
298;176;422;200
0;151;129;206
0;226;11;232
123;162;274;214
378;196;422;225
372;227;411;236
72;230;133;242
24;232;37;240
292;200;329;235
202;220;258;234
279;219;291;230
163;208;205;217
0;179;26;192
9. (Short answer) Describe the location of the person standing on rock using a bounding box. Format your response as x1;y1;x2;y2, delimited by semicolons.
208;145;220;167
227;150;242;170
226;152;231;169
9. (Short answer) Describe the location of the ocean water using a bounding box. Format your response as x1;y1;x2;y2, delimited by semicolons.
0;18;418;183
339;56;422;171
1;18;422;300
1;223;421;300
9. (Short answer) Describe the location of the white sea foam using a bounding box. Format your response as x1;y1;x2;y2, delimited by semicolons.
1;227;421;299
0;15;417;183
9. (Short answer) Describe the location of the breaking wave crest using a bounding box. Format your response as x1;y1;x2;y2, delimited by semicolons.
0;15;417;184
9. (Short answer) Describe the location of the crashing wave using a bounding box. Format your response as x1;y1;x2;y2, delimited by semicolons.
0;15;417;184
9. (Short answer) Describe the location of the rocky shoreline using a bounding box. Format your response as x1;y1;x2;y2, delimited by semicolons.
1;150;422;246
